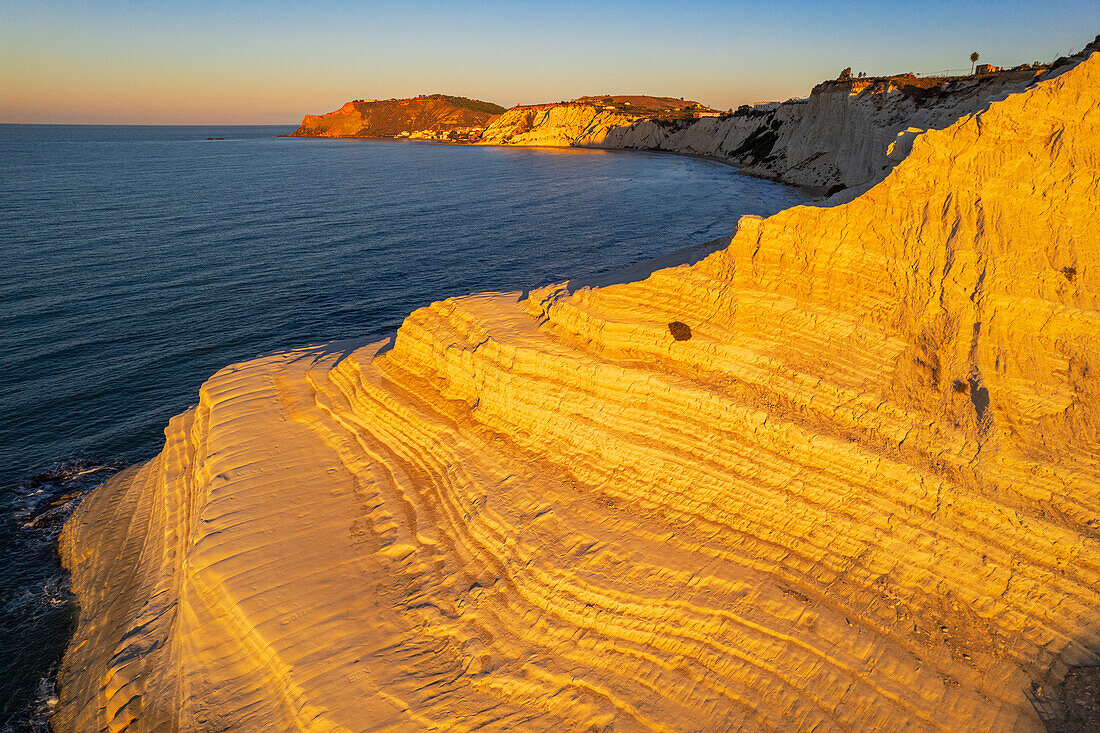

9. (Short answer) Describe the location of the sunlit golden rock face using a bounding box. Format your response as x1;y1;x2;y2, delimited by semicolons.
475;96;698;147
56;50;1099;732
290;95;505;139
476;102;641;146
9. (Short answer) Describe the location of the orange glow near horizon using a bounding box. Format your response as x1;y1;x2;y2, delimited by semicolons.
2;1;1096;125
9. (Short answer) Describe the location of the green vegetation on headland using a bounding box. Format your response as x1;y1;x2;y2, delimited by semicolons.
441;95;507;116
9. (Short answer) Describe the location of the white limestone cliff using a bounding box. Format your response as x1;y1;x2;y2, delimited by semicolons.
55;47;1100;733
476;102;657;147
479;55;1096;191
598;69;1053;188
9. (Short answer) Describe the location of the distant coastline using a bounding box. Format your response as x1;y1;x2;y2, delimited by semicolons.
287;54;1088;192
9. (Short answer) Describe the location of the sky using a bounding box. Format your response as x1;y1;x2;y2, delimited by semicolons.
1;0;1097;124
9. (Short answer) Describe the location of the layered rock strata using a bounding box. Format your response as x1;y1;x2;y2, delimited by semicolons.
583;67;1057;188
475;96;706;147
57;50;1100;732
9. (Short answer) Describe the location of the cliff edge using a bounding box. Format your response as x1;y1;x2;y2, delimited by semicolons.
57;47;1100;732
586;67;1057;189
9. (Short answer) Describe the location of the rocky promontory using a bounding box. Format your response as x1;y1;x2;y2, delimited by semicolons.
585;67;1058;189
289;94;506;141
55;41;1100;732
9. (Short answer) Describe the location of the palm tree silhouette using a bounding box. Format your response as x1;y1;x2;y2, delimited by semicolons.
970;51;980;74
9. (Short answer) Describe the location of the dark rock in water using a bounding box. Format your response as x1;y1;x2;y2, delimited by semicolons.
2;459;124;731
18;461;124;538
668;321;692;341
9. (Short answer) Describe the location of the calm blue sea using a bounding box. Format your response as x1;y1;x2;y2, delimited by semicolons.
0;123;804;729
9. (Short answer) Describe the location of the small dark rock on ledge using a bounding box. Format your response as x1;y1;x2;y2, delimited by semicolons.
668;321;692;341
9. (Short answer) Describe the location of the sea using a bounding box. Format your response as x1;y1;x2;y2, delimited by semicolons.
0;124;805;730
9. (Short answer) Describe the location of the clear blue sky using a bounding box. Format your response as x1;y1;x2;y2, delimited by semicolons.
2;0;1097;124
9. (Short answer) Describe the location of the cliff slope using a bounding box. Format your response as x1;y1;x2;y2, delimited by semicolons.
476;96;711;147
290;95;506;140
476;61;1093;191
593;68;1052;188
57;50;1100;732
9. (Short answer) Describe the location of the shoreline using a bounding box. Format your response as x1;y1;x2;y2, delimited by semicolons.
582;143;831;198
36;133;806;729
279;132;829;198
